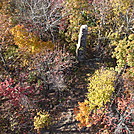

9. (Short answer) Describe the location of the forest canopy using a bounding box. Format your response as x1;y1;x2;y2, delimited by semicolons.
0;0;134;133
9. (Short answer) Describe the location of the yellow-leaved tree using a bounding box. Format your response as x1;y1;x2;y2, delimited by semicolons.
74;68;116;128
10;25;54;53
62;0;90;52
110;0;133;14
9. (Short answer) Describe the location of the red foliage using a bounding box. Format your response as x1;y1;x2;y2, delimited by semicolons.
0;78;33;106
99;91;134;133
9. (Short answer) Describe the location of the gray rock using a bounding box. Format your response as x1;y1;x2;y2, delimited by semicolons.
76;25;88;62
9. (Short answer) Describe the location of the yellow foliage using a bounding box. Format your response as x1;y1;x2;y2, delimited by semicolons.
63;0;89;42
110;0;133;14
74;69;116;128
34;111;51;131
112;34;134;70
87;69;116;110
10;25;54;53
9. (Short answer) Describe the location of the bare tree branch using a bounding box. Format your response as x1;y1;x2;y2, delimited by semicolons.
15;0;65;41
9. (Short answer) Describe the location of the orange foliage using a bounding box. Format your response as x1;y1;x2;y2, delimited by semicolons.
10;25;54;53
74;100;104;128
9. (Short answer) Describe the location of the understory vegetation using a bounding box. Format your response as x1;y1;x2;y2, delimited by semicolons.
0;0;134;134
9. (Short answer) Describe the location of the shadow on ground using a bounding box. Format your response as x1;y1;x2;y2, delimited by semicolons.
40;59;103;134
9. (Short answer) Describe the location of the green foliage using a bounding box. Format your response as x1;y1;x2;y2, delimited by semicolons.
112;34;134;71
34;111;51;131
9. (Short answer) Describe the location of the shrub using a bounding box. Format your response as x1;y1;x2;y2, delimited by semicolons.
74;100;105;128
34;111;51;133
0;78;33;106
14;0;64;41
61;0;94;52
74;68;116;128
0;77;37;133
74;68;133;133
86;69;116;110
34;49;75;92
112;34;134;71
110;0;133;15
63;0;89;41
90;0;133;58
99;90;134;133
123;67;134;92
10;25;54;53
0;0;16;15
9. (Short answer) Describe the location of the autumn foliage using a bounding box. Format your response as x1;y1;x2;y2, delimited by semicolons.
0;0;134;133
74;68;133;133
74;69;116;127
10;25;54;53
